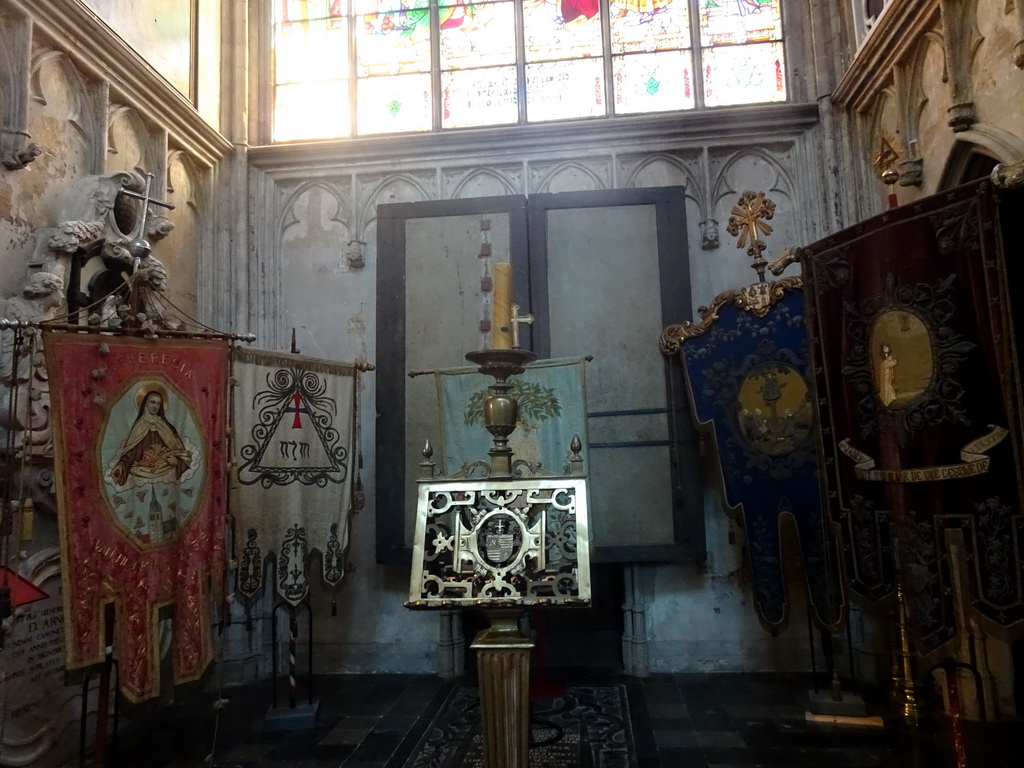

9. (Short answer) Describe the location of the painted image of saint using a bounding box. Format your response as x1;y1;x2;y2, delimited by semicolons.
102;381;203;545
870;310;933;410
110;385;194;487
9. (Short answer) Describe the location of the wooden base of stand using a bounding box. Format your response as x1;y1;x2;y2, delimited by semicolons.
471;609;534;768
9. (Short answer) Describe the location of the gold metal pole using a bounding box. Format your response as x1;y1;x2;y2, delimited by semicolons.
892;540;920;726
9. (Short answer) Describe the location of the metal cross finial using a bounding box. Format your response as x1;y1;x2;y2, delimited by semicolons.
726;190;776;282
509;304;534;349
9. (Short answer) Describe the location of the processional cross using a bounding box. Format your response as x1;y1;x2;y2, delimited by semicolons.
726;190;776;282
119;171;175;269
118;171;175;314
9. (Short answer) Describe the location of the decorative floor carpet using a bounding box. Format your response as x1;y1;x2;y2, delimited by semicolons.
405;685;636;768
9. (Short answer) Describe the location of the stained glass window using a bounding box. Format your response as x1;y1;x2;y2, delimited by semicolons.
523;0;603;62
526;59;605;122
439;1;516;70
442;67;519;128
439;1;519;127
699;0;785;107
613;50;694;114
273;1;350;139
270;0;788;141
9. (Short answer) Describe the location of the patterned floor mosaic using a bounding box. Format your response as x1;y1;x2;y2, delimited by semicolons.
405;685;635;768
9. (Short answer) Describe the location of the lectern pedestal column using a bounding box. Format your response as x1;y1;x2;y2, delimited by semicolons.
471;609;533;768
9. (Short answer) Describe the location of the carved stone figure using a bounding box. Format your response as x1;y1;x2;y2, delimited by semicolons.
31;171;180;332
700;218;720;250
1;130;41;169
0;266;65;458
768;245;805;276
33;172;171;265
345;239;365;269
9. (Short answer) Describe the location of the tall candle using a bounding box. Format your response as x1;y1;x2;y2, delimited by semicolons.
491;262;513;349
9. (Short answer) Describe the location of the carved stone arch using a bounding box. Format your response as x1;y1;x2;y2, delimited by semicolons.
900;37;931;149
625;153;701;200
278;180;352;240
28;50;56;106
709;147;803;270
107;104;158;178
161;149;204;318
711;147;798;209
861;87;901;181
531;161;607;194
166;149;204;211
359;173;433;236
924;29;948;85
28;49;99;167
449;167;519;199
938;126;1024;189
623;152;707;246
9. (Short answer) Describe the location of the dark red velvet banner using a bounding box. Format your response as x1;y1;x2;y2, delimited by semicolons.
45;333;228;702
804;180;1024;654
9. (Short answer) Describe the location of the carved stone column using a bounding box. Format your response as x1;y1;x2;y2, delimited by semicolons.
0;8;41;169
1013;0;1024;68
938;0;978;132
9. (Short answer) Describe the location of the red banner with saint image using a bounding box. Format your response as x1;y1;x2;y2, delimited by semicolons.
45;333;228;702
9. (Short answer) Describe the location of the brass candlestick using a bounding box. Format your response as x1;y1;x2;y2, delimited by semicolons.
464;348;538;476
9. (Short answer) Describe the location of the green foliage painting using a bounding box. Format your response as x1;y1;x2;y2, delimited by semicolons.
437;357;587;474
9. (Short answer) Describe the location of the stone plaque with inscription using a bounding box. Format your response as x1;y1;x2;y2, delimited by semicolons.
1;549;92;767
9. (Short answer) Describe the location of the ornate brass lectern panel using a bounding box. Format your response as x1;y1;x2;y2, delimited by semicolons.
406;477;591;608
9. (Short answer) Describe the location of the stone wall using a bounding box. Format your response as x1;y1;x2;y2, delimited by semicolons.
0;1;239;763
245;98;843;678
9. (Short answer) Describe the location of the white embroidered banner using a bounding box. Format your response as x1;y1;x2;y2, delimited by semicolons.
231;348;358;606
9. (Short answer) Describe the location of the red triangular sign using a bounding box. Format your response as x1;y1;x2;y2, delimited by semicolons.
1;566;49;607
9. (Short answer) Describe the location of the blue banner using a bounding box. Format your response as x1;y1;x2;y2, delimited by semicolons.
676;286;843;628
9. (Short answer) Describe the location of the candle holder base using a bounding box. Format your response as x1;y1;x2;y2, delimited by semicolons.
465;349;538;476
465;348;538;379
